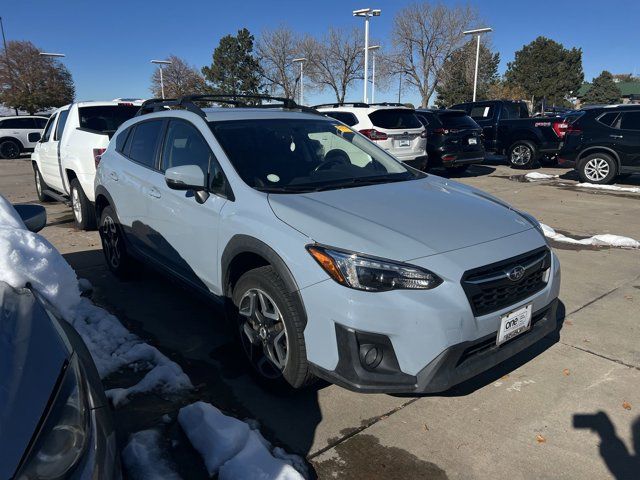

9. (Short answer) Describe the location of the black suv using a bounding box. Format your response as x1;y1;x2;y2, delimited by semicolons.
559;105;640;184
415;109;484;173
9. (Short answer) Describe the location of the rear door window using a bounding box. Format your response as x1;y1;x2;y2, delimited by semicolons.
41;114;57;142
1;117;36;129
619;111;640;131
368;109;422;129
34;118;48;129
126;120;163;168
78;105;140;136
54;110;69;140
324;111;358;127
596;112;619;128
469;105;494;120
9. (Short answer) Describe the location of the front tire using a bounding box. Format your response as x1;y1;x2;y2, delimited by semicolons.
508;140;538;169
99;205;133;278
0;139;21;159
232;266;315;389
578;153;617;184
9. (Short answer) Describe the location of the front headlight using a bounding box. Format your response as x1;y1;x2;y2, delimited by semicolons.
307;245;442;292
17;355;89;480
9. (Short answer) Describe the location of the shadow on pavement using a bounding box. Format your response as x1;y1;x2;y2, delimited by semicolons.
573;412;640;480
434;164;496;179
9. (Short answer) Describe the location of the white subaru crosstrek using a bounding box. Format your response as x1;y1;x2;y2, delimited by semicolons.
94;95;561;393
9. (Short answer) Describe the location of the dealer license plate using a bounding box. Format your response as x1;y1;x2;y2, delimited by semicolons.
468;137;478;145
496;304;532;346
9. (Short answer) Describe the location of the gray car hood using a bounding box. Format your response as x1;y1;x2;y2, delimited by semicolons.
268;176;532;261
0;282;68;480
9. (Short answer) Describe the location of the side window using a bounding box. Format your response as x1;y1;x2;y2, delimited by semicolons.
115;127;130;153
619;111;640;131
597;112;620;128
34;118;48;129
324;111;358;127
469;105;493;120
161;120;211;175
127;120;163;168
54;110;69;141
41;114;57;142
2;118;34;129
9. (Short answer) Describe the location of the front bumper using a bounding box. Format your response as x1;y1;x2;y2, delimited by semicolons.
300;232;561;394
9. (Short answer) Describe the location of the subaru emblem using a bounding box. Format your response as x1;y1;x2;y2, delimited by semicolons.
507;265;525;282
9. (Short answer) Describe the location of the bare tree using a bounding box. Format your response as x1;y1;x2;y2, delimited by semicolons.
257;27;301;99
304;28;364;103
150;55;207;98
391;2;477;107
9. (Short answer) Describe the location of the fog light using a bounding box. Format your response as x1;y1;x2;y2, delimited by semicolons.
359;344;383;369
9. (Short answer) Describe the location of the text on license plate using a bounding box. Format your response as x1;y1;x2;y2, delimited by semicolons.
496;304;532;345
397;139;411;147
468;137;478;145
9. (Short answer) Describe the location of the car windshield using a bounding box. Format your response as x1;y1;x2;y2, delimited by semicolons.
210;118;421;193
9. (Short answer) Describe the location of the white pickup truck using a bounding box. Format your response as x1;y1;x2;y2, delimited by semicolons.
31;100;143;229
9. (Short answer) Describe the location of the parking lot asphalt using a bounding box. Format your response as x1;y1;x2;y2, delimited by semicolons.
2;157;639;479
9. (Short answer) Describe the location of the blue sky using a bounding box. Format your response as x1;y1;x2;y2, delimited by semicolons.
3;0;639;106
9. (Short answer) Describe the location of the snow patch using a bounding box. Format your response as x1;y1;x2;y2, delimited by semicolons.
524;172;559;181
541;223;640;249
178;402;306;480
122;429;182;480
576;183;640;194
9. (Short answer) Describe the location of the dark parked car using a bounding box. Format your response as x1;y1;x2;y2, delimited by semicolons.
415;109;484;174
451;100;569;168
0;205;121;480
559;105;640;184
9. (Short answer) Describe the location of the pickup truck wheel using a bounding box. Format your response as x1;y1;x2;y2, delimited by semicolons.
233;266;315;390
70;179;97;230
508;141;538;169
99;206;133;277
0;139;21;159
34;166;53;202
578;153;617;184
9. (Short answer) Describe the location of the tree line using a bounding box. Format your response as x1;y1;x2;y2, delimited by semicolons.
0;1;632;114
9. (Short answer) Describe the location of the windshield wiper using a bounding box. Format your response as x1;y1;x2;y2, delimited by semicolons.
310;175;411;192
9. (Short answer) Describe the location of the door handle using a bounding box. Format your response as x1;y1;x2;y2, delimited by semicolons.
148;187;161;199
610;134;623;139
109;171;119;181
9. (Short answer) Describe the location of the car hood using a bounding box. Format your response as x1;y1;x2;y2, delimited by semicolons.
268;176;533;261
0;283;68;480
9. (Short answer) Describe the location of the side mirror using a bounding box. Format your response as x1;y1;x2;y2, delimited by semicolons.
14;204;47;233
165;165;206;191
29;132;41;143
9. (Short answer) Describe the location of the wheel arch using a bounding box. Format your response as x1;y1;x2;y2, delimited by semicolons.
0;136;24;150
577;147;621;168
94;185;117;220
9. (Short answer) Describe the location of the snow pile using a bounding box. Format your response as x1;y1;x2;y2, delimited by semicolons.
122;429;182;480
178;402;306;480
0;194;192;404
541;224;640;249
576;183;640;194
525;172;559;181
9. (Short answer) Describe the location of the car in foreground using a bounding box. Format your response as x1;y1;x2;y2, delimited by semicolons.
415;109;484;174
0;204;120;479
94;94;561;394
0;115;48;159
31;100;143;230
451;100;569;168
316;102;428;170
558;105;640;184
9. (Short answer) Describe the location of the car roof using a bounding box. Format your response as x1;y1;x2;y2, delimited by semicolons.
202;108;326;122
74;100;144;107
0;115;48;119
315;103;413;113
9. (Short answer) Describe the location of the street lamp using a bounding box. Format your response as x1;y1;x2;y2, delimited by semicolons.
151;59;172;99
39;52;66;58
367;45;380;103
462;27;492;102
353;7;381;104
292;57;307;105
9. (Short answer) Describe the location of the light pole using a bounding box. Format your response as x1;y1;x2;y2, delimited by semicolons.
151;59;172;99
367;45;380;103
462;27;492;102
39;52;65;58
292;57;307;105
353;8;381;104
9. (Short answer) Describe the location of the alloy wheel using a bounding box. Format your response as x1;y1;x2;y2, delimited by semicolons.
100;215;121;269
35;171;42;196
0;141;19;159
511;145;532;166
72;187;83;224
584;158;610;182
238;288;289;379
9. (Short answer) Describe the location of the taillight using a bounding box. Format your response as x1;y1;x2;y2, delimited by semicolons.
433;128;450;135
552;121;582;138
420;129;428;139
93;148;106;168
359;129;388;141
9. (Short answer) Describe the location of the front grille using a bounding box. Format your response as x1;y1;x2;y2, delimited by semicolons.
461;247;550;316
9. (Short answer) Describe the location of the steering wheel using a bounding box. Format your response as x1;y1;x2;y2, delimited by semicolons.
314;149;351;172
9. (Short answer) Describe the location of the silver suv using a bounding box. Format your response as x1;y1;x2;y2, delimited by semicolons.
95;95;561;393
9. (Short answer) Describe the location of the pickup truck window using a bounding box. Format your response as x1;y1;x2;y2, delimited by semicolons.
78;105;140;136
469;105;494;120
54;110;69;141
41;114;57;142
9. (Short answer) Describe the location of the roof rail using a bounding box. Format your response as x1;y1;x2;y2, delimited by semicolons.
313;102;369;109
136;94;320;118
368;102;408;107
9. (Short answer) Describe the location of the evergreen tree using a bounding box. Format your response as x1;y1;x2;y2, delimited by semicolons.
202;28;263;102
435;40;499;107
582;71;621;105
505;36;583;105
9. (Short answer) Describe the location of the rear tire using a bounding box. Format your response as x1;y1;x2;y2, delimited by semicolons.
577;153;617;185
232;266;315;390
34;166;53;202
0;139;21;159
99;205;134;278
70;178;97;230
508;140;538;169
